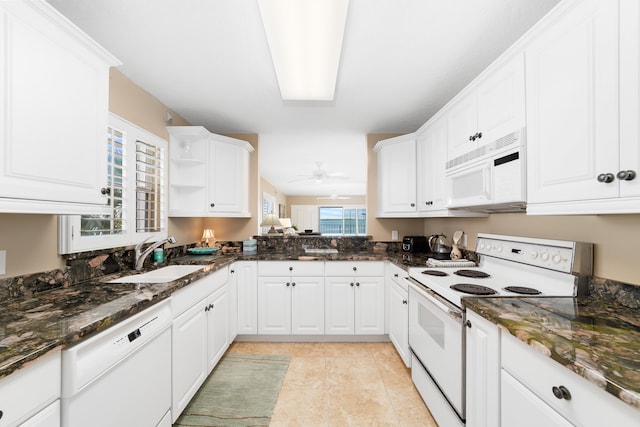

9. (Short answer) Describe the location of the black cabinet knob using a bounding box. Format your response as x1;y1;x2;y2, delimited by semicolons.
210;202;215;207
465;320;472;328
402;299;407;304
410;203;415;207
617;170;636;181
289;266;293;271
100;187;111;195
596;173;615;183
469;135;475;141
292;282;296;287
394;273;398;278
353;266;357;271
355;282;360;287
286;282;290;287
477;132;482;139
230;269;235;274
552;385;571;400
350;282;354;287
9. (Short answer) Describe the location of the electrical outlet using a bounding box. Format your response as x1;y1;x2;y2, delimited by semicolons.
391;230;398;241
0;250;5;275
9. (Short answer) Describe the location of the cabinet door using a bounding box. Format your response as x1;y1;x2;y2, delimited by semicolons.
228;266;238;341
257;277;291;334
208;139;250;216
290;276;325;334
168;131;208;216
465;310;500;427
501;370;572;427
388;282;410;367
417;119;448;213
325;277;355;334
236;261;258;334
446;93;478;161
376;135;417;216
526;0;619;204
0;2;116;212
475;53;525;145
20;400;60;427
206;285;229;373
619;0;640;198
354;276;385;334
172;301;208;420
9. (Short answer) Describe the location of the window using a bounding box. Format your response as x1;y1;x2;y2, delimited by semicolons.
318;206;366;235
59;114;168;253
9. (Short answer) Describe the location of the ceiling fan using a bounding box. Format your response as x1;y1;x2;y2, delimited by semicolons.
317;193;351;200
288;161;348;184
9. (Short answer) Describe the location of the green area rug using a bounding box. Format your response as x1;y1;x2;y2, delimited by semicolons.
174;353;290;427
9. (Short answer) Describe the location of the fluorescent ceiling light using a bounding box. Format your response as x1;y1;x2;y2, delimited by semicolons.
258;0;349;101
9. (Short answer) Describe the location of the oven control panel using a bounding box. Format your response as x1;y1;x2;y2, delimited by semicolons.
476;235;575;273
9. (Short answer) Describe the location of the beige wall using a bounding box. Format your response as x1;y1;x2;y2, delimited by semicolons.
261;177;288;216
366;134;425;241
423;213;640;286
288;195;366;206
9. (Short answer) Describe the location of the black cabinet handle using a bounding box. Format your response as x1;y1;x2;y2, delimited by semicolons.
355;282;360;287
597;173;615;183
210;203;215;207
286;282;290;287
394;273;398;278
402;299;407;304
410;203;415;207
477;132;482;139
617;170;636;181
552;385;571;400
230;269;235;274
350;282;354;287
292;282;296;287
469;135;475;141
465;320;472;328
100;187;111;195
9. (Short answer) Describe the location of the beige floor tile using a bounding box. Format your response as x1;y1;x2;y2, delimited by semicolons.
229;341;294;355
387;386;438;427
281;356;326;390
326;357;385;390
270;386;328;426
323;342;388;358
289;342;326;357
375;356;414;389
327;386;399;427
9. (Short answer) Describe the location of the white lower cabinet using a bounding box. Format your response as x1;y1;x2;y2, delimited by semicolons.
325;262;385;335
387;263;410;367
234;261;258;335
465;310;500;427
257;261;325;335
0;351;60;427
171;268;229;422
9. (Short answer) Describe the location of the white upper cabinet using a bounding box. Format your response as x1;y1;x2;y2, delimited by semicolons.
167;126;253;217
446;53;525;162
417;119;447;214
0;0;120;214
525;0;639;214
374;134;417;217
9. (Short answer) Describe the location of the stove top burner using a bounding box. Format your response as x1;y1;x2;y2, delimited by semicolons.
421;270;448;277
504;286;542;295
450;283;497;295
454;269;490;278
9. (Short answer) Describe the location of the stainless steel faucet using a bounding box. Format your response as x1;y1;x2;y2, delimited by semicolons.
134;236;177;270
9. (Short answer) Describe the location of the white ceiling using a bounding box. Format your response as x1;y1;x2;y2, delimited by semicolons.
48;0;560;196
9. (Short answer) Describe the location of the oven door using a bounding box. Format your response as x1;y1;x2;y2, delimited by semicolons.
408;281;465;418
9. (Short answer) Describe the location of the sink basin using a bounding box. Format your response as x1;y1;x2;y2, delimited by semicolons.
304;248;338;254
106;265;204;283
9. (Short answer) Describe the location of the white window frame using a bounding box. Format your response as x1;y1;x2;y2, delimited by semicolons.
318;205;367;236
59;114;168;254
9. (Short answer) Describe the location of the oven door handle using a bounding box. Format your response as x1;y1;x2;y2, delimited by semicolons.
406;277;464;324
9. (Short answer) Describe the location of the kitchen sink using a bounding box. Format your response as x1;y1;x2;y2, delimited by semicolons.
106;265;204;283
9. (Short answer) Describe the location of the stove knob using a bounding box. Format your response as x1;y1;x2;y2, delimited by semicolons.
552;253;563;263
529;251;539;259
495;245;503;253
540;251;550;261
478;243;485;250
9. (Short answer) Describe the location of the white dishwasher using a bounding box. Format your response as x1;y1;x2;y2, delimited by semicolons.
61;299;172;427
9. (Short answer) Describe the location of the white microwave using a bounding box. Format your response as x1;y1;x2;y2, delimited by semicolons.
445;129;526;212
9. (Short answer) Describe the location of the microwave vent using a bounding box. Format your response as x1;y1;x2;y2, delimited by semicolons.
446;128;524;170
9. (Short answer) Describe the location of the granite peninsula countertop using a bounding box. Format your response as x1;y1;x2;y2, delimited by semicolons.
0;250;432;379
463;296;640;411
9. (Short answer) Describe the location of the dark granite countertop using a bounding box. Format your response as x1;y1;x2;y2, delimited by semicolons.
463;296;640;411
0;250;433;379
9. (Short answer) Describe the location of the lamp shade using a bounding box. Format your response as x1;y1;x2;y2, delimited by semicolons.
279;218;292;228
202;229;215;239
260;213;282;235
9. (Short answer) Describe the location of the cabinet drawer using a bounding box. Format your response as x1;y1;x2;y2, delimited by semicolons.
172;268;229;317
325;261;384;276
0;351;60;426
501;332;638;427
258;261;324;276
389;263;408;291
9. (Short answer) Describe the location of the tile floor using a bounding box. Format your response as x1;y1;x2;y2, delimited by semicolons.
226;341;438;426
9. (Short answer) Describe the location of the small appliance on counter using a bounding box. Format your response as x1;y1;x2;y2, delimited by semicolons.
428;234;452;260
402;236;428;253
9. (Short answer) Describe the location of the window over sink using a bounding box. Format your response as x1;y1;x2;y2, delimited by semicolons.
58;114;168;253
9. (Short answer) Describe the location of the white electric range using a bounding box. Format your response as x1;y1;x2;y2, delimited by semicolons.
406;233;593;427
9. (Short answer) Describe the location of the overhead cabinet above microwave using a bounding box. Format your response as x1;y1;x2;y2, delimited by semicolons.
167;126;254;217
0;0;120;214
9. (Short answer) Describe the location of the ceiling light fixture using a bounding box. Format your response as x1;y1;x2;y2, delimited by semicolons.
258;0;349;101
